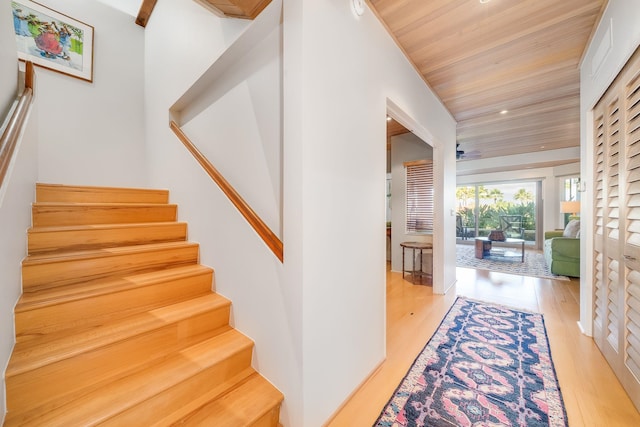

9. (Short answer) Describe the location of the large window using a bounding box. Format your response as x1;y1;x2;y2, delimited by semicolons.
456;180;540;244
405;160;433;233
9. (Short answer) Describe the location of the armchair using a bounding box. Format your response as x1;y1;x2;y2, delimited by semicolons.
543;220;580;277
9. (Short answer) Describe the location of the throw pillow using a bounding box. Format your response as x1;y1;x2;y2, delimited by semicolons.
563;219;580;238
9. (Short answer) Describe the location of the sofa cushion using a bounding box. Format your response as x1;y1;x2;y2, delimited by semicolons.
563;219;580;238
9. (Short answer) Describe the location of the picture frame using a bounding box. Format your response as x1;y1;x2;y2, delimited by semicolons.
11;1;94;82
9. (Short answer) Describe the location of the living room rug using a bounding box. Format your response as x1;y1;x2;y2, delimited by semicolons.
456;244;569;281
375;297;568;427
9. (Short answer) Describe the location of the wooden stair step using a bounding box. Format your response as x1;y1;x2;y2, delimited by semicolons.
36;183;169;204
15;265;213;338
22;241;200;290
171;372;284;427
6;295;233;416
28;221;188;254
7;293;231;378
5;330;255;426
32;202;178;227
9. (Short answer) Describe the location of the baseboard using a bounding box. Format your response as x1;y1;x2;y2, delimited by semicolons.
321;358;386;426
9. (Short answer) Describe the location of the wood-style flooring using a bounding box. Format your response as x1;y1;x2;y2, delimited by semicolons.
327;265;640;426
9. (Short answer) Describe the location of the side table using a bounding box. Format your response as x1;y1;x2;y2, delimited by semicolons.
400;241;433;285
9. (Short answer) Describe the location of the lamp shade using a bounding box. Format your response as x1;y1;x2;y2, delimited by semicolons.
560;201;581;215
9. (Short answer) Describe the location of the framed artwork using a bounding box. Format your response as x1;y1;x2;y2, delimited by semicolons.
11;1;94;82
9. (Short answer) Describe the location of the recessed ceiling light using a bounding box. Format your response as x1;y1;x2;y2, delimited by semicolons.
386;116;392;121
500;110;508;115
540;146;545;149
479;0;491;3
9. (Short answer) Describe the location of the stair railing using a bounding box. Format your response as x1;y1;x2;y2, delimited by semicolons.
169;121;283;262
0;61;34;188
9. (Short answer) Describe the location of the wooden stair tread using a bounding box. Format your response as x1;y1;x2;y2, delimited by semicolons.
23;240;198;265
27;221;188;254
7;293;231;377
32;202;178;227
7;330;254;426
16;264;213;312
22;240;201;291
175;372;284;426
28;221;186;233
36;183;170;204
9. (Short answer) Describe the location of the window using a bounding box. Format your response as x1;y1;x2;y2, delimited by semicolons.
405;160;433;233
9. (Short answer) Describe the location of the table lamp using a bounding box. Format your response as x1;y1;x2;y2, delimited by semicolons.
560;201;580;225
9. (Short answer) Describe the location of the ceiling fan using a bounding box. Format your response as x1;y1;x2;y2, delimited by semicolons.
456;143;481;161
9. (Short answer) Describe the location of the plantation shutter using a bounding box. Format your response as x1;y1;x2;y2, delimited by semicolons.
591;46;640;411
606;96;621;351
405;160;433;233
594;107;606;334
625;64;640;387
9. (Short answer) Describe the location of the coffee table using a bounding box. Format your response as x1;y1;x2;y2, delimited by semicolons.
474;237;525;262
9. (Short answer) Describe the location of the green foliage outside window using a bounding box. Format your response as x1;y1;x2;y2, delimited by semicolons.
456;185;536;240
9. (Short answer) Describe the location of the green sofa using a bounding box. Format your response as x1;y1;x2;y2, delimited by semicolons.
543;223;580;277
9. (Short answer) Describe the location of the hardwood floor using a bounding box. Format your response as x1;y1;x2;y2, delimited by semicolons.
327;265;640;426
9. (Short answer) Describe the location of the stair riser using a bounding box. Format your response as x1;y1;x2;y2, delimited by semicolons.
100;349;254;427
28;223;188;254
36;184;169;204
22;245;200;290
32;204;177;227
16;270;213;339
7;309;232;415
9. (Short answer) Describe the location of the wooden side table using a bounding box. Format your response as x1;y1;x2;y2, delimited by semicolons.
400;241;433;285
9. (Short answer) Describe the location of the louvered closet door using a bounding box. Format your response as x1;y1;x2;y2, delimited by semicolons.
592;46;640;412
593;102;607;351
593;91;624;373
622;56;640;409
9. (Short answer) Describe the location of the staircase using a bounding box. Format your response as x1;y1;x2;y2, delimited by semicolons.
4;183;283;426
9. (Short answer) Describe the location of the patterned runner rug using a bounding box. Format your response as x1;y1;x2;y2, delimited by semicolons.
456;244;569;281
375;297;568;427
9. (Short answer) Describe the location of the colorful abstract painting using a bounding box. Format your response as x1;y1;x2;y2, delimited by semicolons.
11;1;93;82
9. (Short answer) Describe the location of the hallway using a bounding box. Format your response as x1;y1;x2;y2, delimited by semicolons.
327;266;640;426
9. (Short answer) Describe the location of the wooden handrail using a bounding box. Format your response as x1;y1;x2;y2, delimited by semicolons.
0;61;34;188
169;121;283;262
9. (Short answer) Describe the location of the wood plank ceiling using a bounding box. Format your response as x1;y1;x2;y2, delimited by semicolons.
373;0;608;163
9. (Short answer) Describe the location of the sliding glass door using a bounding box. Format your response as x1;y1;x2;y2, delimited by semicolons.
456;180;540;247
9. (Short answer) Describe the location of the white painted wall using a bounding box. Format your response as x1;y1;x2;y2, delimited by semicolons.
33;0;147;187
580;0;640;334
286;1;456;425
390;132;433;273
142;1;306;424
0;0;18;119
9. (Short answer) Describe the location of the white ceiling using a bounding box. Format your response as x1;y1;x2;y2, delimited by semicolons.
96;0;142;17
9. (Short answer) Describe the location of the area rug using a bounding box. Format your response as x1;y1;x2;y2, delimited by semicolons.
456;244;569;281
375;297;568;427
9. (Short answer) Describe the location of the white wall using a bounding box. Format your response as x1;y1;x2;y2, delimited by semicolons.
0;0;18;119
580;0;640;334
390;132;433;272
33;0;147;187
286;1;456;425
143;1;306;425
